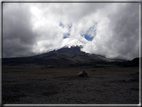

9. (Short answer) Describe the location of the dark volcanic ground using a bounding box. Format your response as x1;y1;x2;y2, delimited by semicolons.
2;66;139;104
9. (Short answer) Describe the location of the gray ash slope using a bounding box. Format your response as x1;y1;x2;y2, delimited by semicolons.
2;46;136;67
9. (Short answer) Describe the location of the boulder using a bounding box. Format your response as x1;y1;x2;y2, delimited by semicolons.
77;70;88;77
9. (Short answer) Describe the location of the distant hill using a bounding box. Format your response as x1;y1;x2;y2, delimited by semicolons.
2;46;130;67
119;57;140;67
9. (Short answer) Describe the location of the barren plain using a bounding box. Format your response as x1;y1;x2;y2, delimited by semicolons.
2;66;139;104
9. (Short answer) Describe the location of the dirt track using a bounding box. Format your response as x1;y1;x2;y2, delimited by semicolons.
2;66;139;104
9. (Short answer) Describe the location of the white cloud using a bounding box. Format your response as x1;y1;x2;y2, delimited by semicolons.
3;3;139;60
81;3;139;60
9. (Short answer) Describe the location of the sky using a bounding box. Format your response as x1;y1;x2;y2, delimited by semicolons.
2;2;140;60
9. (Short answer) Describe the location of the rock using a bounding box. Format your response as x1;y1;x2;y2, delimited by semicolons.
77;70;88;77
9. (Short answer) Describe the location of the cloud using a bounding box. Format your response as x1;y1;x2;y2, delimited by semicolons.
81;3;139;60
3;3;37;57
3;3;139;60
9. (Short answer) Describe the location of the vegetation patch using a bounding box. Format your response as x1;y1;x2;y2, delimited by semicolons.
45;65;57;68
11;70;21;72
130;88;139;91
42;91;59;96
55;75;90;80
3;94;27;103
94;76;105;79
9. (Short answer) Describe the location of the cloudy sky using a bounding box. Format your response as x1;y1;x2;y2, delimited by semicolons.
3;2;140;60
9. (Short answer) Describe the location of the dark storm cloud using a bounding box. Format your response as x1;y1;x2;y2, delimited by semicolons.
3;3;37;57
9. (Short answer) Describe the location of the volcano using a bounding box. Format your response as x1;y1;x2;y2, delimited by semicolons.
2;46;128;67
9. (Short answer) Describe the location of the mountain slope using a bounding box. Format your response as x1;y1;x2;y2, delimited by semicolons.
120;57;140;67
2;46;126;67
